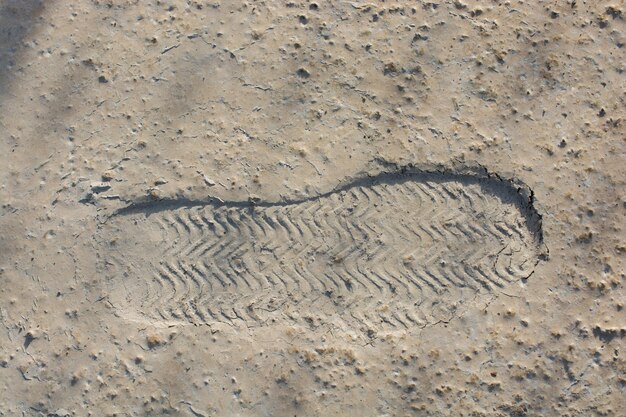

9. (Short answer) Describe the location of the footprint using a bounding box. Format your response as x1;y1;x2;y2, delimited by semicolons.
96;169;544;330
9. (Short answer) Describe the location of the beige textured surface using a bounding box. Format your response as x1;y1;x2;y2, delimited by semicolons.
0;1;624;416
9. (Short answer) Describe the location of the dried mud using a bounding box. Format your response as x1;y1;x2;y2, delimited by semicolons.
0;1;624;416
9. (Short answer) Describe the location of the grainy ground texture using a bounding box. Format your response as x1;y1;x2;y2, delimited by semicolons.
1;1;625;416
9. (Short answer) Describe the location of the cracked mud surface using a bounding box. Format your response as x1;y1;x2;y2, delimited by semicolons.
0;1;624;416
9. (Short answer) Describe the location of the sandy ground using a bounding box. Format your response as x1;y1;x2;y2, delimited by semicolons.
0;1;624;416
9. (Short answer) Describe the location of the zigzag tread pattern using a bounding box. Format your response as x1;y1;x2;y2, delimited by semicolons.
98;173;541;330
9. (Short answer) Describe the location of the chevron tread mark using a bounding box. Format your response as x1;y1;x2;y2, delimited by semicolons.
97;171;543;331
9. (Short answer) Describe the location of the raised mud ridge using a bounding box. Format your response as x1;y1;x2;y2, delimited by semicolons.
97;169;544;330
